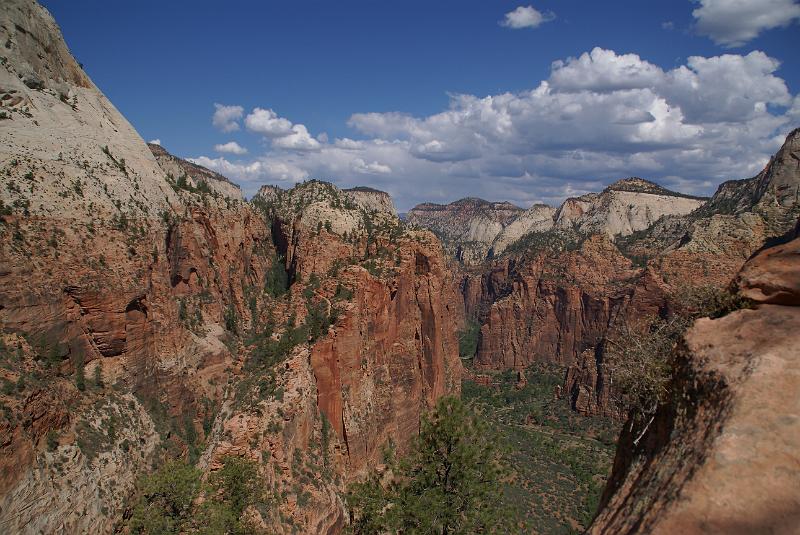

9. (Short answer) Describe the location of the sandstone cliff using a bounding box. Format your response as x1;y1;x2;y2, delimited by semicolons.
407;198;524;264
462;235;668;417
343;186;397;217
589;227;800;534
554;178;706;238
0;0;177;220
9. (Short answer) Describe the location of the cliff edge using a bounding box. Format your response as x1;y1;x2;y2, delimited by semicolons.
589;226;800;534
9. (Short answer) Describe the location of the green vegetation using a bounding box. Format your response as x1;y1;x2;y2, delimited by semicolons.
462;365;619;533
223;304;238;334
264;253;290;297
101;145;127;175
504;229;583;257
129;457;267;534
74;354;85;391
457;319;480;359
76;398;122;461
334;282;354;301
347;396;511;534
605;284;753;423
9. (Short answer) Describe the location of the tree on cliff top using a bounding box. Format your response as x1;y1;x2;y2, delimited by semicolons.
347;396;510;534
605;285;752;427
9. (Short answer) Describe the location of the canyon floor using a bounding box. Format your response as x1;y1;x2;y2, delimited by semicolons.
464;364;619;534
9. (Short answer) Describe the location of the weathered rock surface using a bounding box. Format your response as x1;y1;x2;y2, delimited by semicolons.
309;234;462;472
466;237;667;373
734;228;800;305
0;0;177;220
407;198;524;264
590;235;800;534
149;143;243;200
555;178;706;238
344;186;397;217
490;203;556;255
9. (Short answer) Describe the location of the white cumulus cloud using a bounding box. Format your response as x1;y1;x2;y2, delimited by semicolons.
196;48;796;211
352;158;392;174
272;124;322;151
212;103;244;132
244;107;294;137
214;141;248;155
693;0;800;47
500;5;555;29
148;139;161;145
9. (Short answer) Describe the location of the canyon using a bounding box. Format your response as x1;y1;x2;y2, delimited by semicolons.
1;1;799;534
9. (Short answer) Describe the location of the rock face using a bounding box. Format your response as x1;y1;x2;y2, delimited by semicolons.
590;232;800;534
554;178;706;238
407;198;524;264
254;184;283;204
0;3;462;532
343;186;397;217
149;143;243;200
490;204;556;255
0;0;177;219
259;181;463;472
463;236;668;420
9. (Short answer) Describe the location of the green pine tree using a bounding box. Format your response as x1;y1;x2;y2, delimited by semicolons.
348;396;510;534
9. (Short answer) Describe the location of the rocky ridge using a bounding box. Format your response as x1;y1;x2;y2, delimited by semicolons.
408;178;705;265
343;186;397;216
406;198;524;264
148;143;243;201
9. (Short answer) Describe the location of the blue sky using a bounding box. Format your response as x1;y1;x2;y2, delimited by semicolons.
43;1;800;209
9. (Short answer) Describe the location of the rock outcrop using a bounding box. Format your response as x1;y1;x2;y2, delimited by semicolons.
149;143;243;200
554;178;706;238
589;231;800;534
490;203;556;256
344;186;397;217
0;0;177;219
407;198;523;264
